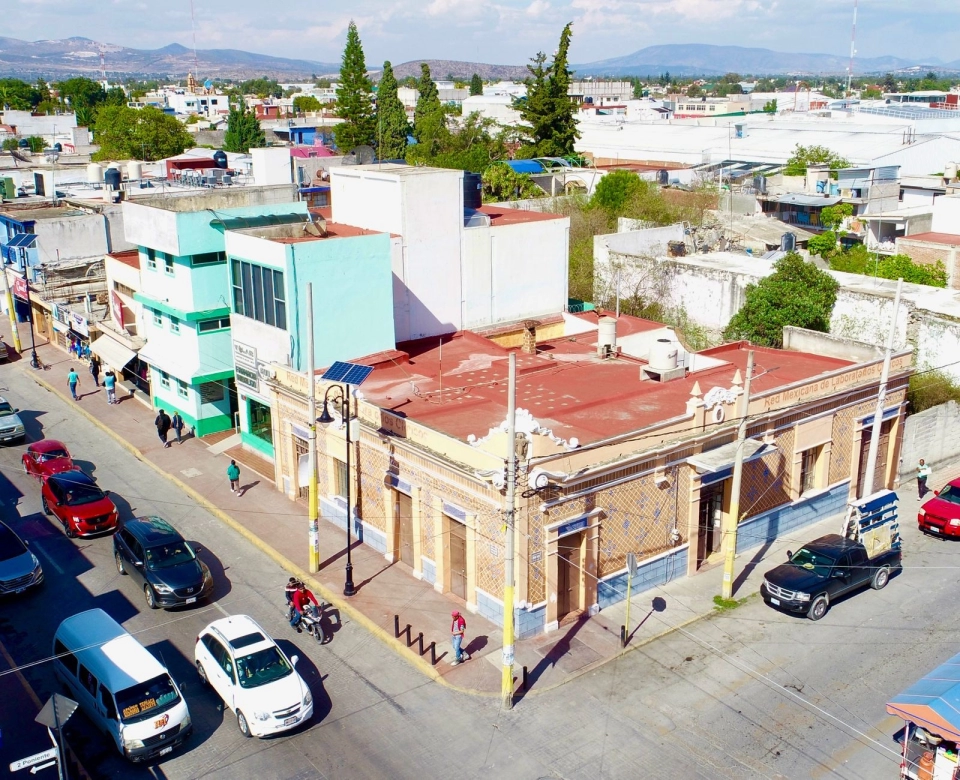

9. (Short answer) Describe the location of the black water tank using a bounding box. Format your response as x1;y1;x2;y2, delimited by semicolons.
463;172;483;209
18;138;29;148
657;169;669;185
52;143;62;152
213;150;228;169
781;232;796;252
104;167;122;190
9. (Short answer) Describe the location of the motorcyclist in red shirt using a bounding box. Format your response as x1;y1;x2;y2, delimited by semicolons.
290;582;319;631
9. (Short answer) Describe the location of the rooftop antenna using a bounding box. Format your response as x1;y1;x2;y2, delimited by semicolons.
190;0;200;80
99;44;107;84
846;0;858;96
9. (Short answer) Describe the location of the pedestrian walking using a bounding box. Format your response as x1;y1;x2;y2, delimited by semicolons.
450;610;470;666
103;370;117;404
89;355;101;387
227;460;241;495
67;369;80;401
171;411;185;444
155;408;172;448
918;458;932;499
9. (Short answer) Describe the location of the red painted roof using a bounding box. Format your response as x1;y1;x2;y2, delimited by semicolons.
348;320;853;446
475;205;566;226
900;232;960;246
107;249;140;268
271;221;384;243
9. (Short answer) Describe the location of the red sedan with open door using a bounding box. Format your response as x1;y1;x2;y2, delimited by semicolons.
22;440;75;481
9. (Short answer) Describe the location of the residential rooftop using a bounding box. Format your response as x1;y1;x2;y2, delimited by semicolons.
899;231;960;246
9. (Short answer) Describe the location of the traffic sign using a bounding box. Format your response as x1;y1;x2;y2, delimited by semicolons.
9;747;57;772
627;552;638;578
30;760;56;775
35;693;78;729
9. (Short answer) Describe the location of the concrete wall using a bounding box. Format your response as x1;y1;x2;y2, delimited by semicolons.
896;237;960;288
932;194;960;233
899;401;960;478
594;224;685;304
35;213;109;262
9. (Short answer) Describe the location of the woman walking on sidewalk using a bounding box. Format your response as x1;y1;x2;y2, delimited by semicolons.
227;460;241;495
89;355;101;387
171;411;185;444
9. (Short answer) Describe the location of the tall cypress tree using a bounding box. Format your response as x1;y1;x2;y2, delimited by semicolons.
376;61;409;160
413;63;446;155
223;96;265;152
544;22;578;156
517;52;551;157
469;73;483;96
333;21;376;151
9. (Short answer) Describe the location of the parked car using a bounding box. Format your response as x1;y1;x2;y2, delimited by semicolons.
22;440;75;481
194;615;313;738
0;520;43;596
41;470;118;538
114;516;213;609
918;479;960;537
760;533;902;620
0;339;8;361
0;397;25;445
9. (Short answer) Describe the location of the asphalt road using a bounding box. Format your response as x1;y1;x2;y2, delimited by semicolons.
2;358;960;780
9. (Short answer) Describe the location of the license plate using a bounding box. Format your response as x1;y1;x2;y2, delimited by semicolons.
15;587;26;594
158;746;173;756
926;526;937;533
770;598;780;605
185;597;197;604
283;716;298;726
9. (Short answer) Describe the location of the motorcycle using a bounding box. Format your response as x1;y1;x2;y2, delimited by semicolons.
289;602;329;644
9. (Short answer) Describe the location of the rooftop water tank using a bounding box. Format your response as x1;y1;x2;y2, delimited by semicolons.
104;167;122;190
52;143;62;152
945;162;958;182
127;161;142;181
781;232;796;252
463;172;482;210
213;150;228;169
86;162;103;184
597;316;618;358
648;338;678;371
657;169;669;186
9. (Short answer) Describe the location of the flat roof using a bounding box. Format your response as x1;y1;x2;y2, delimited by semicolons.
107;249;140;268
475;205;566;226
351;314;853;446
898;231;960;246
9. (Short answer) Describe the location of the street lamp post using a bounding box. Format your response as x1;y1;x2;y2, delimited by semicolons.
318;383;356;596
22;270;39;369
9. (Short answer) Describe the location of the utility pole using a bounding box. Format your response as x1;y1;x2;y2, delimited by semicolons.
306;282;320;572
1;265;23;353
501;352;517;709
862;278;903;495
722;350;753;600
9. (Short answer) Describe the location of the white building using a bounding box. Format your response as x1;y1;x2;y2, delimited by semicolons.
460;95;522;127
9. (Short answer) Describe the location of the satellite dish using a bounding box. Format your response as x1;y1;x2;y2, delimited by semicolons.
344;145;376;165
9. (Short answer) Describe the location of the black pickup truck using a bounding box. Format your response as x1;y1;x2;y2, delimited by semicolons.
760;533;902;620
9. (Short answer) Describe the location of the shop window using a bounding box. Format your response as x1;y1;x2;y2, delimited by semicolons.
249;399;272;443
800;446;822;495
199;381;224;403
177;379;188;398
170;316;180;333
152;309;162;327
163;254;175;276
334;458;348;498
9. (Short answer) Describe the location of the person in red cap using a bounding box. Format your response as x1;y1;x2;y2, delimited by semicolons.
451;609;469;665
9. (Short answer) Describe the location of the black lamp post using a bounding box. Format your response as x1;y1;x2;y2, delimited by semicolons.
318;383;356;597
22;270;39;369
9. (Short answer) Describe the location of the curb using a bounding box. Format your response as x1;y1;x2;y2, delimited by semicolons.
28;368;723;699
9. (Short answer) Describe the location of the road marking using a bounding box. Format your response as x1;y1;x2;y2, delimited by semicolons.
30;541;63;575
0;636;42;709
181;468;203;478
213;601;231;618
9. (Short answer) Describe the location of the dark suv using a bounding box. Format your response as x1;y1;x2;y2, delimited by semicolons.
113;516;213;610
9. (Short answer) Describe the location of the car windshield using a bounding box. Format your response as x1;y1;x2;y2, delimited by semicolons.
38;449;69;462
789;547;836;578
115;674;181;724
235;646;293;689
937;485;960;506
62;484;106;506
144;542;196;570
0;401;15;416
0;525;27;562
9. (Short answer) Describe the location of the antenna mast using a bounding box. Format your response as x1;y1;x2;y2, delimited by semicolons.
846;0;859;96
190;0;200;79
99;43;107;84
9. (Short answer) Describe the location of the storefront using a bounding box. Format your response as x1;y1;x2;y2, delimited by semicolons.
888;651;960;779
88;331;147;394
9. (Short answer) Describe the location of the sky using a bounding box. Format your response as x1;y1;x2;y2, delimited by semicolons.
9;0;960;66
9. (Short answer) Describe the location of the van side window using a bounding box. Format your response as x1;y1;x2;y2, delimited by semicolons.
78;664;98;698
99;684;118;720
54;639;78;675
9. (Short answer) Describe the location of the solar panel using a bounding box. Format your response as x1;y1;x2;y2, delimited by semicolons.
7;233;37;248
321;361;373;387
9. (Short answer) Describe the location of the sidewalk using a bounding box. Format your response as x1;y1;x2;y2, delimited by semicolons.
23;340;910;697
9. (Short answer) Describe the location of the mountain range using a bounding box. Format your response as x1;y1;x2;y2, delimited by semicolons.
1;37;958;82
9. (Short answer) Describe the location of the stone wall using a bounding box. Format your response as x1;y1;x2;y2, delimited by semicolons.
898;401;960;479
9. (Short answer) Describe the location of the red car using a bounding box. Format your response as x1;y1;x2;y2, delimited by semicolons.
41;470;118;538
22;440;75;481
918;478;960;537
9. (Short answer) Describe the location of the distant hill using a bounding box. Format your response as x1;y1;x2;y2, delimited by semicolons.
388;60;530;82
574;44;938;77
0;36;340;80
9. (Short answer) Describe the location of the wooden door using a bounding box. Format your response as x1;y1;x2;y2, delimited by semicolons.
396;492;414;567
697;483;725;564
557;533;582;620
293;436;308;499
857;419;893;498
449;518;467;600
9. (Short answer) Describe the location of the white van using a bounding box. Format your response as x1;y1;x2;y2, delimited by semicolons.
52;609;192;762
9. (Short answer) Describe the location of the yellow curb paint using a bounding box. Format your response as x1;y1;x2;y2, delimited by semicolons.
30;371;722;699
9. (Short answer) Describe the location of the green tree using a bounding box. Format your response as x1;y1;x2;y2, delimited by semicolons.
0;78;40;110
413;63;441;140
723;252;839;347
784;144;851;176
481;163;542;202
829;246;947;287
469;73;483;96
104;86;128;107
2;138;18;152
517;52;552;156
542;22;578;156
686;83;703;98
375;61;409;160
57;77;106;109
763;99;777;113
293;95;322;113
92;105;194;161
238;77;282;98
223;98;265;153
592;170;645;215
333;21;376;151
807;230;838;258
819;203;853;230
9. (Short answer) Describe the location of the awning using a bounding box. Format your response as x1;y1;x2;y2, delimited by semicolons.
89;334;136;369
688;439;775;485
887;652;960;741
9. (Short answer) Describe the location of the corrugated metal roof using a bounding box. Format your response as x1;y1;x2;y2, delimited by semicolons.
769;194;843;207
888;651;960;741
